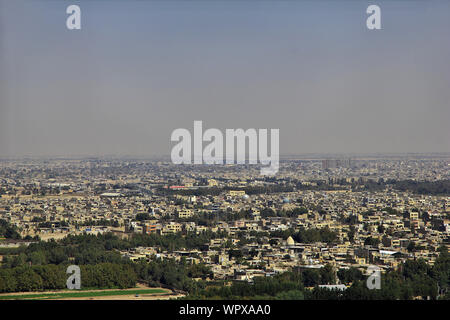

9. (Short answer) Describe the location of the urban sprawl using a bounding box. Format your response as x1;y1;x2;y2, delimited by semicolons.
0;155;449;299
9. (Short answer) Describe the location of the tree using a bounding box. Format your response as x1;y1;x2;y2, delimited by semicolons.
348;226;356;243
364;236;380;247
320;264;336;285
15;267;43;292
29;251;46;265
0;219;21;239
407;241;417;253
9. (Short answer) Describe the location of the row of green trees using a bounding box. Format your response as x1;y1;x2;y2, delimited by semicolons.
134;258;211;292
270;227;338;244
187;265;334;299
392;179;450;195
0;263;137;293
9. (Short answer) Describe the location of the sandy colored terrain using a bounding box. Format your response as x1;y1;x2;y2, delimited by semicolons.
61;293;185;300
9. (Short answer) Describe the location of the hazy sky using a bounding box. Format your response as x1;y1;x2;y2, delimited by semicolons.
1;0;449;157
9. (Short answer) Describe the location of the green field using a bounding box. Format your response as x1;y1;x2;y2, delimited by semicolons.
0;288;167;300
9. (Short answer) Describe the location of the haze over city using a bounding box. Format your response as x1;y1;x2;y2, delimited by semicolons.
1;0;449;158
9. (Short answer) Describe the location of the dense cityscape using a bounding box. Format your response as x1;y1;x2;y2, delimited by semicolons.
0;154;448;300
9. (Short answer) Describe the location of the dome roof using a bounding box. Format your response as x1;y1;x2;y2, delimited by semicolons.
286;236;295;246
